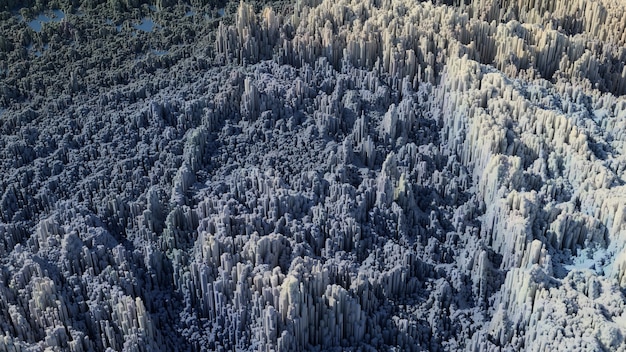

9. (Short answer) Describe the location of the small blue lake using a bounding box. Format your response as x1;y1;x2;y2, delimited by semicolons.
26;9;65;32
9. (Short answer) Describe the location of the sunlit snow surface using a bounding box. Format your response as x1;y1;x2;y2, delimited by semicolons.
1;0;626;351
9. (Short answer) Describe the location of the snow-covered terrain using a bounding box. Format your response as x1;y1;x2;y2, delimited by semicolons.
1;0;626;350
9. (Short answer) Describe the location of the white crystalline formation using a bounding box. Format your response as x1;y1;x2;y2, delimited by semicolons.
2;0;626;351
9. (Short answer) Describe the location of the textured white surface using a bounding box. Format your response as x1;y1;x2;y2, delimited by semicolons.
1;0;626;350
